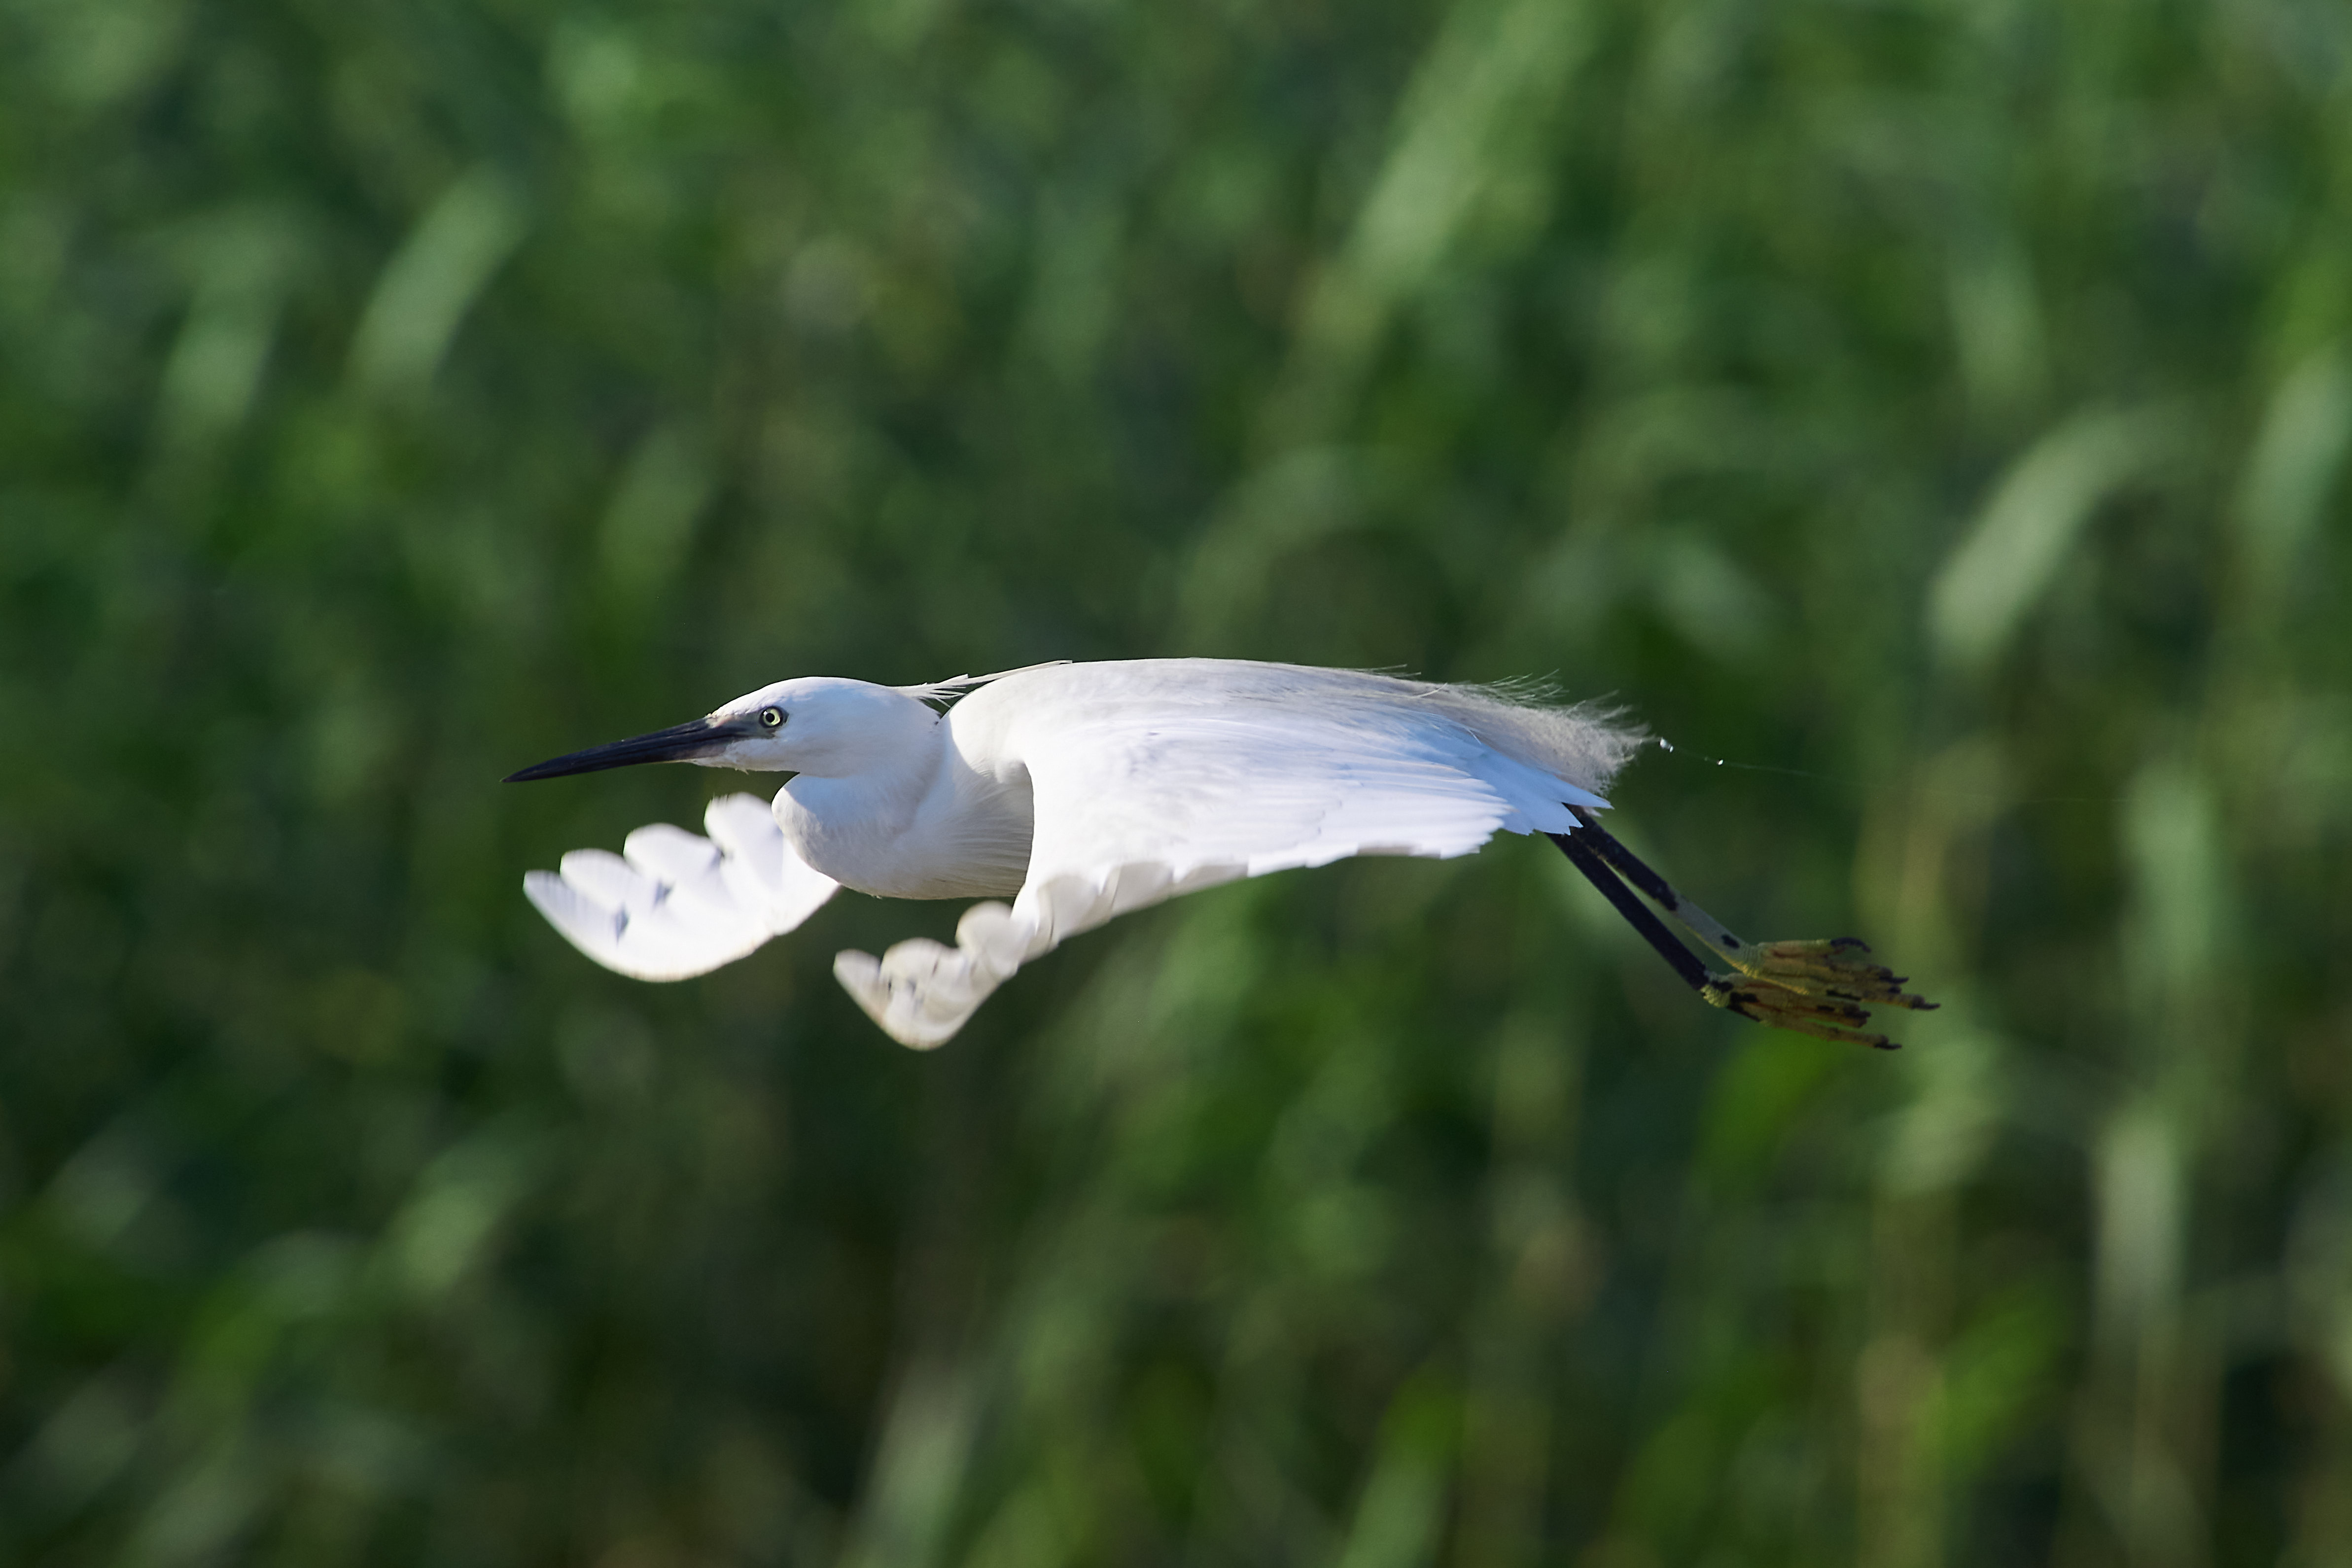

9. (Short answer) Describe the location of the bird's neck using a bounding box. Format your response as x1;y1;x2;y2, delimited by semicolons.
773;721;942;888
774;725;1031;900
785;720;941;827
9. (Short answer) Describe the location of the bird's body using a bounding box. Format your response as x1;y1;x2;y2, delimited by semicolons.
508;659;1931;1048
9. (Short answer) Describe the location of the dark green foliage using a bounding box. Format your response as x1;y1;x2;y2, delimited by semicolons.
2;0;2348;1562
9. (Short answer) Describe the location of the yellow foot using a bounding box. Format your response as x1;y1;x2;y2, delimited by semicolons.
1701;936;1936;1049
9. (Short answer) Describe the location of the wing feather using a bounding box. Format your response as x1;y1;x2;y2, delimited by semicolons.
523;792;840;981
1008;696;1605;947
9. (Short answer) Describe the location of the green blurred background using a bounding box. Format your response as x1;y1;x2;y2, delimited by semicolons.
3;0;2349;1562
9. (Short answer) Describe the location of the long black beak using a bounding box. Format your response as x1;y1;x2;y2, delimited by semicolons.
503;718;738;782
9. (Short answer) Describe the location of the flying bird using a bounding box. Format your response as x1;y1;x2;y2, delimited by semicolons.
506;660;1934;1049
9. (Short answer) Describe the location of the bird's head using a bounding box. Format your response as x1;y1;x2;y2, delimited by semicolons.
504;677;938;783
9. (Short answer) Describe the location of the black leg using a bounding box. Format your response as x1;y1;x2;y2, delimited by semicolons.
1568;807;1699;922
1548;831;1714;994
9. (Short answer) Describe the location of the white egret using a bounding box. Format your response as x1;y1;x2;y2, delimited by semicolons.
506;659;1933;1048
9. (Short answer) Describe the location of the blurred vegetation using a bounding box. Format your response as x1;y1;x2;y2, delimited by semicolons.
2;0;2349;1563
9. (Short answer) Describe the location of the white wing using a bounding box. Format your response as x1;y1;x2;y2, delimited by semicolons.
525;793;838;981
833;662;1616;1048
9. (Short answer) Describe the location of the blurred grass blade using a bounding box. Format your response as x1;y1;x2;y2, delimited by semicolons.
155;207;300;456
1928;407;2178;675
1332;1378;1452;1568
841;1360;978;1568
599;423;715;613
2234;346;2352;599
1273;0;1592;442
349;166;527;403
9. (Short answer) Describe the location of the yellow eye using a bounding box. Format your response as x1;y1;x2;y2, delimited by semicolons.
759;707;785;729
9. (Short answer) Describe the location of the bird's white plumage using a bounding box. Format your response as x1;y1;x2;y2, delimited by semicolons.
518;659;1643;1047
523;793;838;981
959;662;1610;941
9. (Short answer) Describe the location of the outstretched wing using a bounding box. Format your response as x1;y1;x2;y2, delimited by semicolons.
525;793;838;980
834;666;1614;1047
1011;699;1605;945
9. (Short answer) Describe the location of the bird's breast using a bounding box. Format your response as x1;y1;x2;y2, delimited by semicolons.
774;766;1032;901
